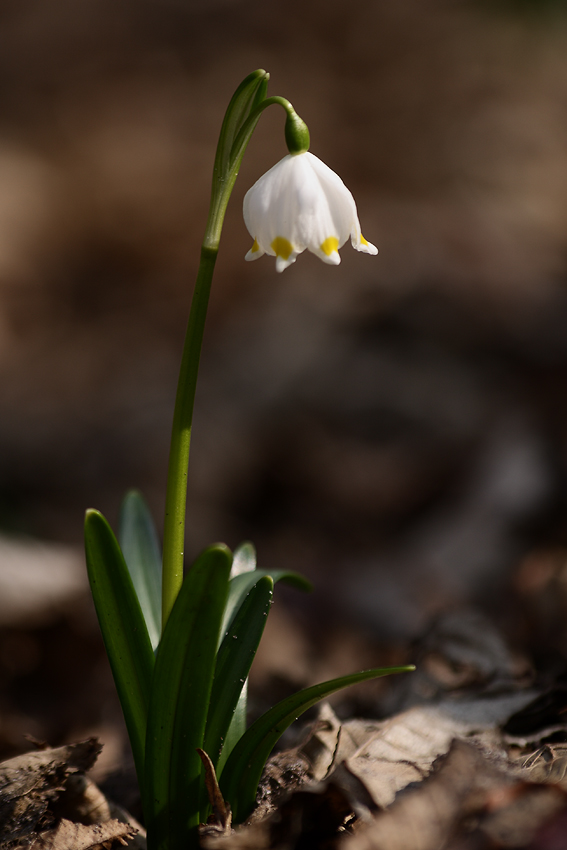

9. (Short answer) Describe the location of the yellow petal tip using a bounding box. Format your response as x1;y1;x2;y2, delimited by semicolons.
271;236;294;261
320;236;339;257
357;234;378;255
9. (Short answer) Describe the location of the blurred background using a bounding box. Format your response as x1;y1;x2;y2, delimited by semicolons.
2;0;567;801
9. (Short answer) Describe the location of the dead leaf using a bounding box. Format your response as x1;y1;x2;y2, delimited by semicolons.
302;703;379;784
0;739;143;849
197;748;232;839
201;782;355;850
53;773;112;825
52;773;145;848
29;816;136;849
319;696;534;810
519;745;567;790
341;740;507;850
0;739;101;844
340;739;567;850
252;747;312;823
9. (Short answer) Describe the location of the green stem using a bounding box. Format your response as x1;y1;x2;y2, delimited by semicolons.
161;132;240;630
160;102;260;630
230;97;309;166
161;246;218;628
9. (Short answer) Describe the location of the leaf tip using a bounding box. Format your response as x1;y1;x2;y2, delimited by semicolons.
207;542;234;566
85;508;103;525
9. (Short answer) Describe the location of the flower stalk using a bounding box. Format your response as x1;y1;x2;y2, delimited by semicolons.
161;246;218;628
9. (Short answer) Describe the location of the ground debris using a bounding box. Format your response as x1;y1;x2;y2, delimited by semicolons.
198;748;233;840
28;817;137;849
202;682;567;850
341;740;567;850
201;781;356;850
251;742;312;823
0;739;141;849
341;739;503;850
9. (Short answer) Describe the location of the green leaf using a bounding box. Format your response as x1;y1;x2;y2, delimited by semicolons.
222;569;312;640
222;683;248;778
203;575;273;779
216;548;312;779
221;665;416;823
119;490;162;651
84;509;154;790
144;544;232;850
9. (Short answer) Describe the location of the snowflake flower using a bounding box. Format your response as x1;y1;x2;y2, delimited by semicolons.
243;152;378;273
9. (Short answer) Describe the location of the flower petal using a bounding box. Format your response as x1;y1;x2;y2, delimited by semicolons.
351;231;378;255
275;252;298;273
304;153;357;249
245;239;264;262
314;235;341;265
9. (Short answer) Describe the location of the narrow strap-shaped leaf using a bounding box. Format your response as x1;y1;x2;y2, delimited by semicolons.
84;509;154;790
221;569;312;640
218;550;312;773
222;682;247;776
144;544;232;850
221;665;415;823
203;576;273;775
119;490;162;651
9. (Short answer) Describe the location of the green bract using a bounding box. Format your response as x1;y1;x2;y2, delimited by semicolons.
84;71;410;850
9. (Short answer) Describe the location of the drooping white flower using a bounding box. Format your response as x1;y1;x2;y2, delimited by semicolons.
243;152;378;273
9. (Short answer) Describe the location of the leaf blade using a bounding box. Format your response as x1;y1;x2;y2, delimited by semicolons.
119;490;162;651
222;569;311;640
221;665;416;822
144;544;232;850
84;509;154;789
204;575;273;776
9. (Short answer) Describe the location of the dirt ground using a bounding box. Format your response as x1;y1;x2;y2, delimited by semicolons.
3;1;567;846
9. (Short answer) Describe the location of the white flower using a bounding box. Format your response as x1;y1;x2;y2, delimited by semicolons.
243;152;378;273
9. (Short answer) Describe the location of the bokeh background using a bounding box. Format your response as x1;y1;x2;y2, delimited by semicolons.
2;0;567;798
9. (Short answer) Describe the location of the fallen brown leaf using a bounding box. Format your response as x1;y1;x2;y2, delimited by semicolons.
341;740;506;850
0;739;142;849
0;738;101;845
29;816;137;849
